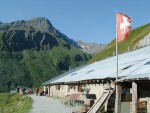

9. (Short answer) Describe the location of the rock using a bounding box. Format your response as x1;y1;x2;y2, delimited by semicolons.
134;33;150;49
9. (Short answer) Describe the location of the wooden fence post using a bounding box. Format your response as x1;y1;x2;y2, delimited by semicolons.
115;84;122;113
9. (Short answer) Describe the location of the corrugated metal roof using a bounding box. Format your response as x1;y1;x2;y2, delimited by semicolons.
117;57;150;82
44;45;150;85
42;65;86;85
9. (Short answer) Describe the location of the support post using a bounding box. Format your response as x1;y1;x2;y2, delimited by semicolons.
132;82;137;113
48;85;50;96
115;84;122;113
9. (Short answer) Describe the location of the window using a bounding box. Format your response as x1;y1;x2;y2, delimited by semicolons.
56;85;61;90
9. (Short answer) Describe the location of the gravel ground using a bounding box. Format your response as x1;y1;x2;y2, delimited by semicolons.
29;94;81;113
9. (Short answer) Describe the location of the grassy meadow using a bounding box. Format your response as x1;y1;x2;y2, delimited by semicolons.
0;93;33;113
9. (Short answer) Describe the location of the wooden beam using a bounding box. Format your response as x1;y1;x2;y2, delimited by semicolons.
132;82;137;113
89;80;92;83
115;84;122;113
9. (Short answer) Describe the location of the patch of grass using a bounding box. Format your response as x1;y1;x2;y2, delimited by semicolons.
0;93;33;113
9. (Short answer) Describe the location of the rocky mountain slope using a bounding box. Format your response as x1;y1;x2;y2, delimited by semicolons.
0;17;92;92
76;41;108;54
0;17;80;48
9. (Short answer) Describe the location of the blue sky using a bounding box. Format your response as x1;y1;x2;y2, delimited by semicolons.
0;0;150;44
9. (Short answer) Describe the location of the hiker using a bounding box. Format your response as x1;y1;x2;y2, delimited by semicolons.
36;88;39;96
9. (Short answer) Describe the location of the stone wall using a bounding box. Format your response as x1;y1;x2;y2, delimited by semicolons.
48;81;114;101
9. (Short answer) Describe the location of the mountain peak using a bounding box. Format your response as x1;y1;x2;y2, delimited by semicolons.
0;17;80;48
32;17;48;21
0;17;54;33
30;17;53;27
27;17;54;32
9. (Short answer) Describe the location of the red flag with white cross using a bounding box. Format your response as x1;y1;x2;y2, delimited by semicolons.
117;13;132;42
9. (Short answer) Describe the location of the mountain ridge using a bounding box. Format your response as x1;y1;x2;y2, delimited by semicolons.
0;17;81;48
76;40;108;54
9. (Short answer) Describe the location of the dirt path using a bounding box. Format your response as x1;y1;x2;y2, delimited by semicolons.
29;94;80;113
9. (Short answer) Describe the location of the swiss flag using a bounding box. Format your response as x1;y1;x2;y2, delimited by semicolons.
117;13;132;42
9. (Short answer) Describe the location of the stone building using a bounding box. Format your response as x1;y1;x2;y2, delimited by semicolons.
43;45;150;113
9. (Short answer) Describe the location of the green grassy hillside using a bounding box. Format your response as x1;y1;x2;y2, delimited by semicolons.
0;45;91;92
89;23;150;63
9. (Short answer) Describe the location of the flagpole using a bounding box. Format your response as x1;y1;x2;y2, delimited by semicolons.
116;10;118;80
115;10;121;113
115;12;131;113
